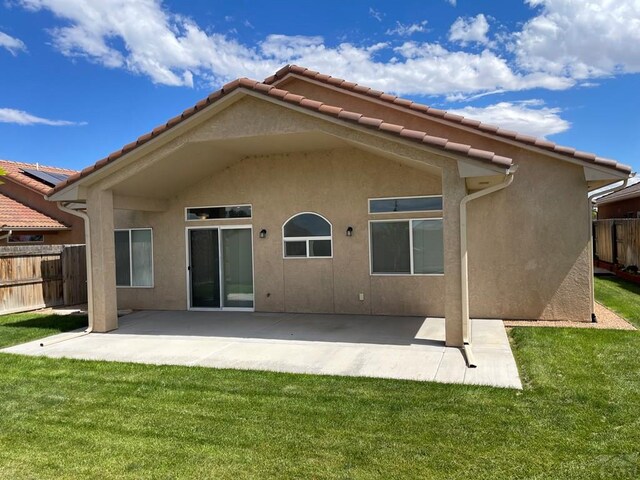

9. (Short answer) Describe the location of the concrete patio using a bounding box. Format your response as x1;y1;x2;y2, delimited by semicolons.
2;311;522;389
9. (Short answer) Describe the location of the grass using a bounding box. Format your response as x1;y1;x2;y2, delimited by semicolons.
0;312;87;349
595;276;640;327
0;282;638;479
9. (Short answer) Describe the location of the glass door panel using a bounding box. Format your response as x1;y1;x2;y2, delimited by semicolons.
221;228;254;308
189;229;220;308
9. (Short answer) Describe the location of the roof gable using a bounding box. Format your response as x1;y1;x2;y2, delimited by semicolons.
49;77;515;197
48;64;632;198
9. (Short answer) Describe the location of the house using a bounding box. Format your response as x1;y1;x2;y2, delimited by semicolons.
0;160;84;245
46;65;632;348
596;182;640;219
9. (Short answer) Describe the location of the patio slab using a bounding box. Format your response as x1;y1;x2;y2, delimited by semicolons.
1;311;522;389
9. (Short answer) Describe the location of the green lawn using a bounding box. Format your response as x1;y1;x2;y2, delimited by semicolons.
0;286;639;479
595;276;640;328
0;312;87;349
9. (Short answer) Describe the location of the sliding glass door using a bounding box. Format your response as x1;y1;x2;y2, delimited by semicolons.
188;227;253;310
189;229;221;308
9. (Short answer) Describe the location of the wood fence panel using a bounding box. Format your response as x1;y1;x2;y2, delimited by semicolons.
0;244;86;314
594;219;615;263
615;219;640;267
594;219;640;267
62;245;87;305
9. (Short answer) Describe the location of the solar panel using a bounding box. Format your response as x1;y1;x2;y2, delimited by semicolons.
21;168;70;186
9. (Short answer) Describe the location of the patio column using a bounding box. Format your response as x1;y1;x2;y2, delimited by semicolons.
86;188;118;332
442;169;466;347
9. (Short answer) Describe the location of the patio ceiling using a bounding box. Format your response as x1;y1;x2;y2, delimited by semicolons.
109;130;443;200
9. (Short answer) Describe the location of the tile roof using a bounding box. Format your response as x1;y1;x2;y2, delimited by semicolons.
266;65;632;175
49;77;515;196
0;193;68;230
0;159;77;195
596;181;640;205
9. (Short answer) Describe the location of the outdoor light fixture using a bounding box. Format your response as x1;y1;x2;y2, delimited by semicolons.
259;229;267;238
346;226;353;237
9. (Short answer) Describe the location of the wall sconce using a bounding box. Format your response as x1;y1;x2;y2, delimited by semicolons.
259;229;267;238
346;226;353;237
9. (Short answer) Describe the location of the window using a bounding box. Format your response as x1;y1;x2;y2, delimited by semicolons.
369;196;442;214
115;229;153;287
283;213;332;258
7;234;44;243
370;219;443;274
186;205;251;221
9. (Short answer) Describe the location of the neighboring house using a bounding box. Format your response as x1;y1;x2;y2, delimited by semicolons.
47;65;632;348
0;160;84;245
596;182;640;219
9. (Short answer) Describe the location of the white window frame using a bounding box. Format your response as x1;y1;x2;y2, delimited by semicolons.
368;218;444;276
115;228;154;288
282;212;333;259
185;204;252;221
368;195;443;215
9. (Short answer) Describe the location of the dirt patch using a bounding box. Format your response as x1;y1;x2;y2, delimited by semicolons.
504;302;635;331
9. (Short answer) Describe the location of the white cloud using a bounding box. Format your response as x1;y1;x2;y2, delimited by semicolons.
10;0;591;98
449;14;491;45
0;31;27;55
386;21;428;37
446;0;457;5
369;7;383;22
0;108;85;126
515;0;640;78
447;100;570;138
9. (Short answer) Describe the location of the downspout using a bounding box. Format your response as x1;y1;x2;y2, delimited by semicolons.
39;202;93;347
460;173;515;368
587;178;630;322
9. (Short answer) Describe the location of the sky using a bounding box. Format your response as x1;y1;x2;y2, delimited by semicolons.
0;0;639;177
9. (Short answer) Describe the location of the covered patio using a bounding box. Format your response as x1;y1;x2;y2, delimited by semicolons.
3;311;522;389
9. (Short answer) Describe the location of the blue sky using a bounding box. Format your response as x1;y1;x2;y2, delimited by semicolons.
0;0;639;175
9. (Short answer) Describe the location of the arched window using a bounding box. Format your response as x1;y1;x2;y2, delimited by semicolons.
283;213;332;258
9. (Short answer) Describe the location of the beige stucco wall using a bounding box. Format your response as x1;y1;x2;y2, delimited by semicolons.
98;89;593;327
467;153;592;321
279;76;594;321
115;148;445;316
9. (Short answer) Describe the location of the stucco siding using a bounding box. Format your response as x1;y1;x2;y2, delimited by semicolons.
110;93;595;324
467;153;592;321
115;148;445;316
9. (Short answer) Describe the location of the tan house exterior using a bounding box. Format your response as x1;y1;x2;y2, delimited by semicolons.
0;160;84;245
596;182;640;219
47;65;632;349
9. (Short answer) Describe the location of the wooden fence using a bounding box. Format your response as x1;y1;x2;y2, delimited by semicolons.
0;244;87;315
594;219;640;267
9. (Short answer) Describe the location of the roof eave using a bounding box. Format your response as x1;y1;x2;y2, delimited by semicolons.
270;68;632;177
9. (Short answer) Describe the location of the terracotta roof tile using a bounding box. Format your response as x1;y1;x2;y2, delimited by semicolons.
0;193;68;229
49;71;530;196
268;65;632;174
358;116;384;128
0;159;77;196
337;110;363;122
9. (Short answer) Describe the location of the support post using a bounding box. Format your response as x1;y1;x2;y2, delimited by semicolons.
86;189;118;332
443;169;466;347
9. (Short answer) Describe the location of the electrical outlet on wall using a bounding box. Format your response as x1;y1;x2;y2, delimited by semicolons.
358;293;365;301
